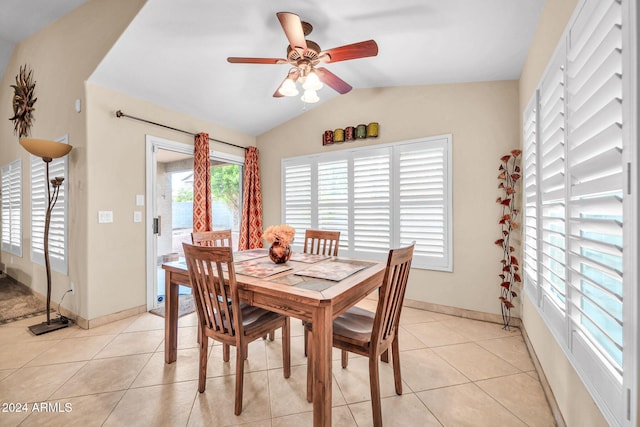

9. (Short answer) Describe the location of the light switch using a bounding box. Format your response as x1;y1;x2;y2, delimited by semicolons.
98;211;113;223
136;195;144;206
134;211;142;223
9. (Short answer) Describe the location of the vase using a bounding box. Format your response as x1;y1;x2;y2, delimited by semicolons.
269;240;292;264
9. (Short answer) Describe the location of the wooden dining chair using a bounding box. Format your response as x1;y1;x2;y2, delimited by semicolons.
303;229;341;256
182;243;290;415
302;229;341;356
305;243;414;427
191;229;233;247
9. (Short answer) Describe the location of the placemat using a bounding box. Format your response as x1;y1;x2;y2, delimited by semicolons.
234;248;268;262
295;259;376;282
289;253;330;263
234;258;292;278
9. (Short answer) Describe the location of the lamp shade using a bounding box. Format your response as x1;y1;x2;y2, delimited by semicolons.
20;138;72;159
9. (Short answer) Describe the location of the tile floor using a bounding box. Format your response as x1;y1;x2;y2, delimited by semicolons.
0;299;556;426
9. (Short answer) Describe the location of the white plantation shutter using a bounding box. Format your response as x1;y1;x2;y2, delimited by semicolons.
1;159;22;256
523;0;634;424
353;149;390;255
282;162;312;244
282;135;451;270
523;96;539;298
31;137;69;275
539;47;568;315
318;159;349;245
397;140;450;269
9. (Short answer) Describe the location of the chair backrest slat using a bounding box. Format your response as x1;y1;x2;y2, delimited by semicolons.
183;243;242;341
371;244;414;354
191;229;233;248
303;229;340;256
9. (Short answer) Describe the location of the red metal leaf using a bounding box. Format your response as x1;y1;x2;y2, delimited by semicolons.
510;173;521;181
501;199;511;206
511;149;522;157
510;256;519;265
514;273;522;282
495;239;504;246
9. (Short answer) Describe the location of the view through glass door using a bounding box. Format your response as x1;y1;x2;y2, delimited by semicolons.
147;137;243;309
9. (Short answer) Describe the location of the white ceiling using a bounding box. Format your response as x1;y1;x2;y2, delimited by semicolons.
3;0;545;137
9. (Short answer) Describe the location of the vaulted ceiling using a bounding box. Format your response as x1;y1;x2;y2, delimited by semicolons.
2;0;545;136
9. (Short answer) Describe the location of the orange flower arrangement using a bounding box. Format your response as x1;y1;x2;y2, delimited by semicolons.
263;224;296;247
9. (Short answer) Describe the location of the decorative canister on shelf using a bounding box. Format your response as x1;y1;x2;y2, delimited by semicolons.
333;128;345;143
322;130;334;145
366;122;379;137
345;126;355;141
356;124;367;139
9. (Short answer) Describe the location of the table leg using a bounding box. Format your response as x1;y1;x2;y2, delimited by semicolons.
312;305;332;427
164;271;179;364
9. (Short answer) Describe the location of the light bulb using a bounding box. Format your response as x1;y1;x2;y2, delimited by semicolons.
301;89;319;104
302;70;323;91
278;78;299;97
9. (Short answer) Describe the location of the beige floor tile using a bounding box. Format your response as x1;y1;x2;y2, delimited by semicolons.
0;368;15;381
178;312;199;328
104;381;196;427
332;356;407;404
132;348;201;388
205;339;268;377
399;348;469;392
26;334;116;366
402;321;470;348
441;317;520;341
268;365;346;418
73;316;137;337
188;370;271;426
93;330;164;359
51;353;151;398
0;407;29;427
19;391;125;427
400;307;453;325
0;340;58;369
123;313;166;332
476;335;535;372
432;342;520;381
176;326;199;349
477;372;555;426
265;336;342;371
272;405;356;427
397;326;428;351
0;361;85;403
349;393;442;427
417;383;527;427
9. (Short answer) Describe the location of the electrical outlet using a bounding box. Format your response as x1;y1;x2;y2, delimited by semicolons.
70;282;75;294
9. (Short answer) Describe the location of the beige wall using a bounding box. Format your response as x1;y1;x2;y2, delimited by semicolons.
258;81;519;316
518;0;608;425
0;0;147;319
85;83;254;319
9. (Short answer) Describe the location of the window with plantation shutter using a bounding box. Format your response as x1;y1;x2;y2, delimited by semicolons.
31;136;69;275
522;0;635;424
353;149;390;255
281;135;452;270
282;162;312;245
523;96;539;299
1;159;22;257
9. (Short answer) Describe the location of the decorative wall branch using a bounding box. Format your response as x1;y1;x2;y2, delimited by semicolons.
495;149;522;329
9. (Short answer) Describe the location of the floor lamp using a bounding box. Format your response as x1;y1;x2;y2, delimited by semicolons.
20;138;73;335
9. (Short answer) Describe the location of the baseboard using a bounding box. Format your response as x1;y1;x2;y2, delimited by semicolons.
403;298;522;328
520;324;566;427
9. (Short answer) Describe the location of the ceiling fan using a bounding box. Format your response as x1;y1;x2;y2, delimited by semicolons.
227;12;378;103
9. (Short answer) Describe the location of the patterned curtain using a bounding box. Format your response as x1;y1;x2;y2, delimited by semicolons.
193;132;212;232
239;146;263;250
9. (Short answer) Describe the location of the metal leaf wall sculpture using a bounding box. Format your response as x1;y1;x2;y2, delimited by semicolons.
9;65;37;138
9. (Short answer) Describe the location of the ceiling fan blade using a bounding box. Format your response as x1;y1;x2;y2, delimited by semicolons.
276;12;307;54
227;57;287;64
319;40;379;63
273;70;300;98
315;67;352;94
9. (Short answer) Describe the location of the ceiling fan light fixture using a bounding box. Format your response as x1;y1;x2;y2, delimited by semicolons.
302;70;323;91
301;89;319;104
278;77;299;97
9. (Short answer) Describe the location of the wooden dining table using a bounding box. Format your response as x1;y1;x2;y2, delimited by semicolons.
162;249;386;427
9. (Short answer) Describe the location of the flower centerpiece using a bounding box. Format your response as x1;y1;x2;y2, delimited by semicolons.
263;224;295;264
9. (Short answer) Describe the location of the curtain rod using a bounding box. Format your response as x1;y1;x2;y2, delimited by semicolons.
115;110;248;151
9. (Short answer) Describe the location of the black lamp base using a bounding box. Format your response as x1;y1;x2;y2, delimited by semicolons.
28;317;69;336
